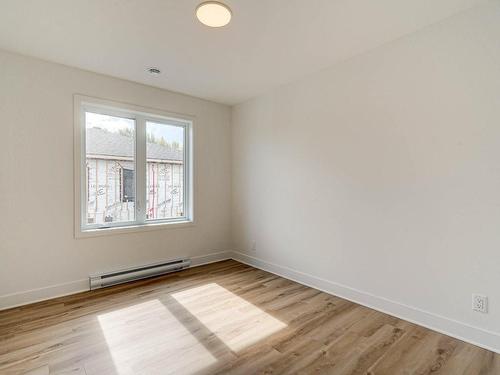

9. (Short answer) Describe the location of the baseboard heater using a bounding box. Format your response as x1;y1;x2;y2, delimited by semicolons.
89;257;191;290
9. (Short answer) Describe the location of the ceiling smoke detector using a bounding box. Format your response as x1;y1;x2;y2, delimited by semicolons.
147;67;161;76
196;1;232;28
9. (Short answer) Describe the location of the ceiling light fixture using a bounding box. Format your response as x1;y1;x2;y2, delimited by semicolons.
196;1;232;28
147;67;161;76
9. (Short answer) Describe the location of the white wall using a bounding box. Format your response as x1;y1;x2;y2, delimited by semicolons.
0;50;232;307
232;2;500;351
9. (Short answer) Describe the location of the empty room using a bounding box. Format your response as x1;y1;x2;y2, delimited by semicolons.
1;0;500;374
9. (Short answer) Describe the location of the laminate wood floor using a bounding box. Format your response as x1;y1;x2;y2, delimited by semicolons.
0;260;498;374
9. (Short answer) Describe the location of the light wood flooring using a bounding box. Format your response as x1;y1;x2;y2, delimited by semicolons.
0;260;499;374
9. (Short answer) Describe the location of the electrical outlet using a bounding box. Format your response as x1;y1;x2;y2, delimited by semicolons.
472;294;488;313
251;240;257;252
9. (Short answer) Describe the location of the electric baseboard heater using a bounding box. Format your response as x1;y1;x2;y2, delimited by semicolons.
89;257;191;290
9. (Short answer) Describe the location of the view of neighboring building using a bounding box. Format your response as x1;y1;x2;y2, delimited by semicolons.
85;127;184;225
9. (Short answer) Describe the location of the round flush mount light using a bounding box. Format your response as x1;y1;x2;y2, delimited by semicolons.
196;1;232;28
147;67;161;76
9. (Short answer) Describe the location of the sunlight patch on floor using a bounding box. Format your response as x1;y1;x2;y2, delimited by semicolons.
171;283;287;352
97;299;216;375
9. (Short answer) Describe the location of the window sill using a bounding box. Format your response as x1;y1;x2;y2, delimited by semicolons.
75;220;195;239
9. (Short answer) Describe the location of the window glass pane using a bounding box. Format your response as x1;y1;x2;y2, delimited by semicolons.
146;121;185;220
85;112;135;225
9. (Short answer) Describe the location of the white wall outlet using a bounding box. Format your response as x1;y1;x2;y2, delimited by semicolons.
472;294;488;313
250;240;257;252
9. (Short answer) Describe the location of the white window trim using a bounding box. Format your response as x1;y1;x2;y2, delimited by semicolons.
74;95;194;238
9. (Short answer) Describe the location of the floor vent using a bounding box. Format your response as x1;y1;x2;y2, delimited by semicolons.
89;258;191;290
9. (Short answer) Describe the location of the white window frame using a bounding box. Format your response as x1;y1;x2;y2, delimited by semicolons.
74;95;194;238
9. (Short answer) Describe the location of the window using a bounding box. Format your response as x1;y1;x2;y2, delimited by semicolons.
75;96;193;235
122;169;135;203
146;121;186;220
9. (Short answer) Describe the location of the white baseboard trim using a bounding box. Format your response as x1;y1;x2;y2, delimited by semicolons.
0;251;232;311
0;279;89;311
191;251;232;267
232;251;500;354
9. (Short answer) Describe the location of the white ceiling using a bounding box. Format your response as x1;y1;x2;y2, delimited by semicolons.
0;0;487;105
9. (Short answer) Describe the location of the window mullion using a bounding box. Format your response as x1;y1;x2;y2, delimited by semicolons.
135;116;147;224
184;124;190;220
